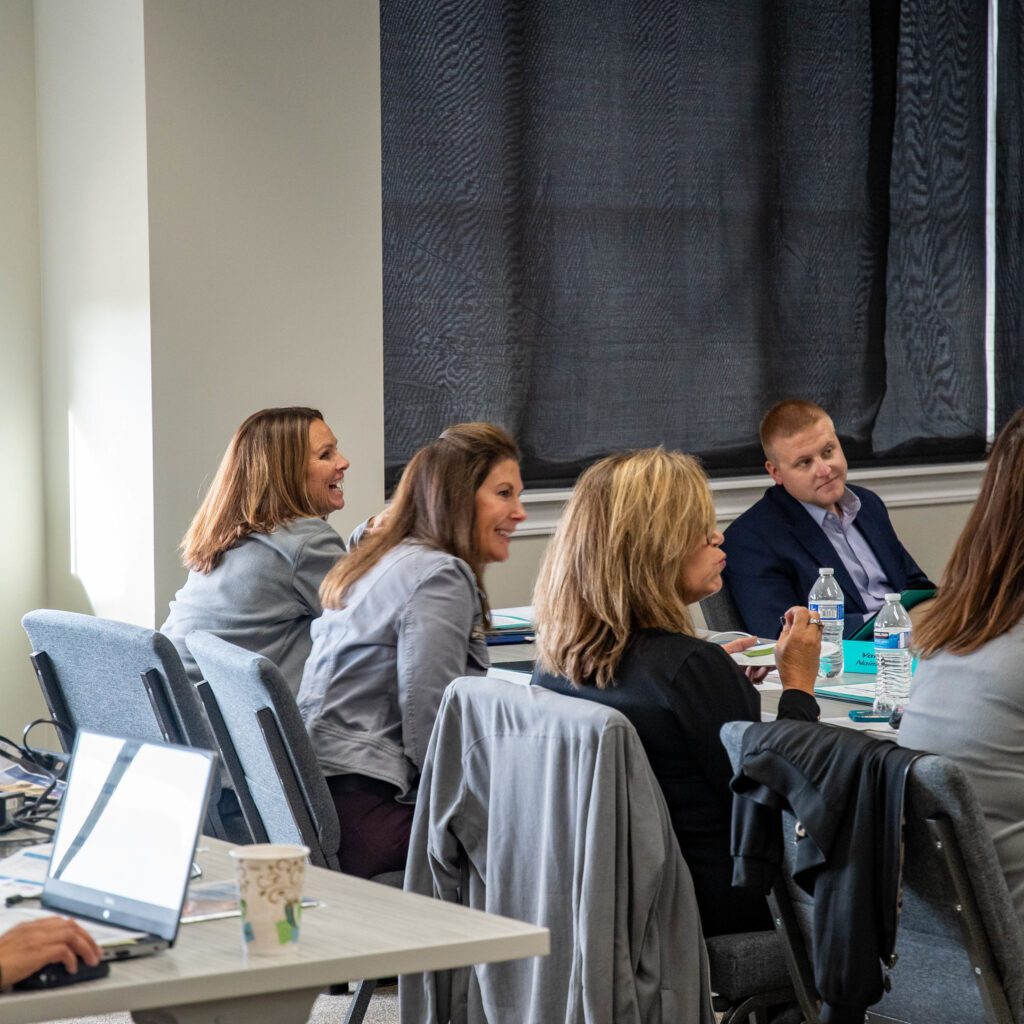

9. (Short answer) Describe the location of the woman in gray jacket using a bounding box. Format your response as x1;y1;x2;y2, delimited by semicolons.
298;422;526;877
899;407;1024;926
162;406;349;693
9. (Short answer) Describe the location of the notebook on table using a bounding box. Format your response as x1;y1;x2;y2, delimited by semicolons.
36;730;216;960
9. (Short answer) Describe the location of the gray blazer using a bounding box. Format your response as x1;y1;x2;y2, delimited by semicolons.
162;517;345;694
899;619;1024;926
297;541;488;799
400;676;716;1024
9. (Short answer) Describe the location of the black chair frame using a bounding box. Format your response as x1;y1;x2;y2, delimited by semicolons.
196;681;334;869
766;810;1016;1024
196;680;270;847
760;812;1016;1024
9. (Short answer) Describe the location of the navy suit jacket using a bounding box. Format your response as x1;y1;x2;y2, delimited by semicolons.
721;483;934;639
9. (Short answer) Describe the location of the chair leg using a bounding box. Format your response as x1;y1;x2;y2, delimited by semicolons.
719;986;799;1024
343;979;377;1024
203;800;228;841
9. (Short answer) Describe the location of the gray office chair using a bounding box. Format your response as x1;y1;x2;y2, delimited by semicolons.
21;608;245;842
705;931;798;1024
186;629;341;868
187;630;399;1024
721;720;1024;1024
403;676;787;1023
700;578;748;633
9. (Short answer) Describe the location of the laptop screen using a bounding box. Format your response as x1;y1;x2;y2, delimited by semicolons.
43;731;215;942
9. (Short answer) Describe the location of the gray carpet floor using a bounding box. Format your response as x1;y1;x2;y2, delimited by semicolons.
37;984;400;1024
35;987;748;1024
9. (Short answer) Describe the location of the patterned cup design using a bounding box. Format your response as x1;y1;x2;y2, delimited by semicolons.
229;843;309;955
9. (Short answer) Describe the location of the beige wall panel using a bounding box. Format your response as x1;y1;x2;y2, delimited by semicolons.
34;0;154;625
144;0;384;624
0;0;48;738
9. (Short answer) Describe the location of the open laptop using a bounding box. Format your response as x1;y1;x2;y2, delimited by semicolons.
40;730;216;959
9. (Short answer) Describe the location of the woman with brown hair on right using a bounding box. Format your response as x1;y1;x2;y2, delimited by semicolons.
532;447;823;937
899;407;1024;926
298;422;526;878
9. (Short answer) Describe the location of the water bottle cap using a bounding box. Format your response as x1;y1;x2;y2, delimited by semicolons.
818;568;834;575
885;593;900;602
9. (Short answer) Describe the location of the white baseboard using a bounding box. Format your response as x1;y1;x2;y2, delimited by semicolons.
515;462;985;537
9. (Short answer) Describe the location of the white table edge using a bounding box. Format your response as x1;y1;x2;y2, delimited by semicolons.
2;839;550;1024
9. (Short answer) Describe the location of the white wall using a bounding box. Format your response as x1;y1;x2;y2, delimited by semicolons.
34;0;155;625
3;0;383;739
143;0;384;622
0;1;48;738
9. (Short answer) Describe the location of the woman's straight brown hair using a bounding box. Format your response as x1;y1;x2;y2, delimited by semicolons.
915;407;1024;657
181;407;327;573
319;422;519;621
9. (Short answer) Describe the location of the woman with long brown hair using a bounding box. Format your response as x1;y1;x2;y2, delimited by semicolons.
162;407;349;692
900;407;1024;924
532;448;822;937
297;422;525;878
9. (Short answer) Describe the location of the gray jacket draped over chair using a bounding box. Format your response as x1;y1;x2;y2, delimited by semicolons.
400;675;715;1024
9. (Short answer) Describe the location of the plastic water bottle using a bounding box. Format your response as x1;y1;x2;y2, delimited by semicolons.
808;568;844;677
873;593;913;716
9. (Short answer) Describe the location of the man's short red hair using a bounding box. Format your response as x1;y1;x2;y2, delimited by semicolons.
760;400;832;462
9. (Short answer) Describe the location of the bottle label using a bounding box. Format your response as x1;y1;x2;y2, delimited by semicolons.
809;601;844;621
874;629;910;651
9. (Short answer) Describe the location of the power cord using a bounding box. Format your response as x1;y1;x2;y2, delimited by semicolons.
0;718;73;837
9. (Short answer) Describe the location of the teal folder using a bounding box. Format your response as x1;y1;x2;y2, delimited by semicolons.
842;641;877;674
839;640;919;674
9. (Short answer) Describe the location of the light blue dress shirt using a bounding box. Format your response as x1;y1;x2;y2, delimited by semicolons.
799;488;892;612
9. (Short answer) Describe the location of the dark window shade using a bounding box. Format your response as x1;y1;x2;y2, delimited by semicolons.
382;0;991;491
997;0;1024;420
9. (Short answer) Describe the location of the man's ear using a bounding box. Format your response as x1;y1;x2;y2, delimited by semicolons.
765;459;782;485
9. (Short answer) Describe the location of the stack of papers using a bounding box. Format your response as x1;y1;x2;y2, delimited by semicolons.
0;843;49;903
486;606;535;644
814;679;876;704
0;753;64;798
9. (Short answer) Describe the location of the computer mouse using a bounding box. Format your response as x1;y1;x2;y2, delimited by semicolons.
12;959;110;990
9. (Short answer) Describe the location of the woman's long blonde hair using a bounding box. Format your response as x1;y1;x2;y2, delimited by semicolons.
534;448;715;688
181;407;326;573
320;422;519;618
915;407;1024;657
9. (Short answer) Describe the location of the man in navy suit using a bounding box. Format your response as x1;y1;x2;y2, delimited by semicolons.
722;400;934;639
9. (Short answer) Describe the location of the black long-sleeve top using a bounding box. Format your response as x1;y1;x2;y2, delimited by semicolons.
532;628;819;936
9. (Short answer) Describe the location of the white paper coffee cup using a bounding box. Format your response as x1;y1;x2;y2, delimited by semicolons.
228;843;309;955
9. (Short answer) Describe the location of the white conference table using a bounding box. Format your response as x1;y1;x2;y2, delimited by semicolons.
5;839;549;1024
490;640;898;736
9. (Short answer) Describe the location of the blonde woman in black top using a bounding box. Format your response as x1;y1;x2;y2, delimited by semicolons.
532;448;822;936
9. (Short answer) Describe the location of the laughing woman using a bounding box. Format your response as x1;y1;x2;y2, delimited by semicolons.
298;422;525;878
531;448;821;936
162;407;349;693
